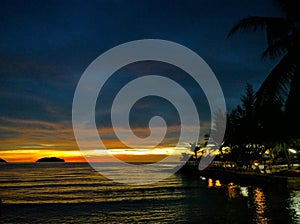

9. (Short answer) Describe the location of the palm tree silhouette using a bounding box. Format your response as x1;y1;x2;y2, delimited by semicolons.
229;0;300;138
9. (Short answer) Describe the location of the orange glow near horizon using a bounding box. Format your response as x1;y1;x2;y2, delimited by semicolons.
0;117;191;163
114;154;168;163
1;149;84;162
1;143;181;163
1;149;172;163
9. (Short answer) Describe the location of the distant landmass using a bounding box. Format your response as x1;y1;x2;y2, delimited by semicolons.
36;157;65;162
0;158;6;162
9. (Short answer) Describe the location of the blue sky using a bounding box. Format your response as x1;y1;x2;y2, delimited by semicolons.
0;0;282;161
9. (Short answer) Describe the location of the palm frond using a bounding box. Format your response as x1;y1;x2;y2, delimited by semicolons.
284;64;300;138
285;59;300;108
262;39;288;60
256;52;297;107
262;25;300;60
265;18;293;45
228;16;288;37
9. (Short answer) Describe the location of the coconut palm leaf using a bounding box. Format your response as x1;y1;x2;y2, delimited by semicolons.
285;67;300;129
263;28;300;58
255;51;297;107
229;0;300;139
262;40;288;60
228;16;291;37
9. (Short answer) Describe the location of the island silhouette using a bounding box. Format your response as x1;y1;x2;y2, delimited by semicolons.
0;158;6;163
36;157;65;162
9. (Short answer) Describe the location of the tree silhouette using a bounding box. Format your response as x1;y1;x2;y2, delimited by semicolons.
229;0;300;139
225;84;257;143
224;83;262;165
224;83;293;168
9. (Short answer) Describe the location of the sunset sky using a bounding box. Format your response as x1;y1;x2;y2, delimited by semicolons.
0;0;281;162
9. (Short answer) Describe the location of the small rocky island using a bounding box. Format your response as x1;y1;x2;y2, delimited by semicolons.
36;157;65;162
0;158;6;163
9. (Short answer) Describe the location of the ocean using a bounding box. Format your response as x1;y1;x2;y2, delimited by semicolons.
0;162;299;223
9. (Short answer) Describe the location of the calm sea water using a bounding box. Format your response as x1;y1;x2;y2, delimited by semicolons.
0;162;299;224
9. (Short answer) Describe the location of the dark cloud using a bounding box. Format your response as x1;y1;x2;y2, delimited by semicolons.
0;0;281;152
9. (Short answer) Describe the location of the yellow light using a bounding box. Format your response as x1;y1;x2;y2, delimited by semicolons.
215;180;222;187
208;178;214;188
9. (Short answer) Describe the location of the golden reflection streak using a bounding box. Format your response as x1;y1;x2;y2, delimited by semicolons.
207;178;222;188
215;180;222;187
208;178;214;188
227;182;237;199
253;187;268;224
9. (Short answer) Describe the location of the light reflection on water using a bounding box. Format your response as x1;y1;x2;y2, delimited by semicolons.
207;178;222;188
203;176;300;224
253;188;268;224
227;182;239;199
0;163;300;223
289;190;300;223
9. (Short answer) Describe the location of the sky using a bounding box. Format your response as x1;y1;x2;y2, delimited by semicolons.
0;0;281;162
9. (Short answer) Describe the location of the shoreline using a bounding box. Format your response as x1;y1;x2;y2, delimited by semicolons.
178;163;300;190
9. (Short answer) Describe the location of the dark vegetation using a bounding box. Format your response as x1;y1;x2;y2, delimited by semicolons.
193;1;300;169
